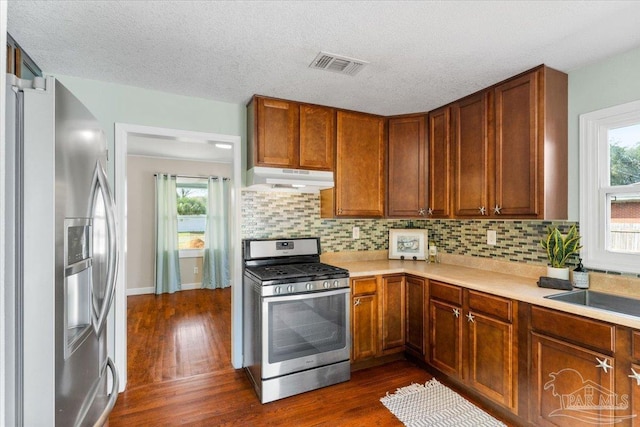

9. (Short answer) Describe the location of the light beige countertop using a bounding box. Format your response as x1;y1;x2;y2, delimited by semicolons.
321;252;640;330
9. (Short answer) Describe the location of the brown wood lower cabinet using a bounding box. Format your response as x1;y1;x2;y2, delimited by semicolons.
428;281;517;412
405;275;426;357
351;276;378;362
351;274;426;364
379;275;405;353
529;306;624;426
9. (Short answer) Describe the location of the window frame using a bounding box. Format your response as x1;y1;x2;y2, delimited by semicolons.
579;100;640;274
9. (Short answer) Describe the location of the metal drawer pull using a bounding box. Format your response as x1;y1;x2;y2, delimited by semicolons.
354;298;361;307
466;313;475;323
452;308;460;318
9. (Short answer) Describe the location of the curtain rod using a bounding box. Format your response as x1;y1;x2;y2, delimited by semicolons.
154;173;230;181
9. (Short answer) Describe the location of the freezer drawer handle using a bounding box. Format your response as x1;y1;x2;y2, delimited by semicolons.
93;357;119;427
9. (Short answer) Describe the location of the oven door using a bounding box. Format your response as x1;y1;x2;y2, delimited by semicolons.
261;287;350;379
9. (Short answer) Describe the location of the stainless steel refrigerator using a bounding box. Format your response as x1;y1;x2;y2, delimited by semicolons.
5;75;119;426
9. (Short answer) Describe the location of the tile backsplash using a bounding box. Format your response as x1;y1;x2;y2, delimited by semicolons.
241;190;637;278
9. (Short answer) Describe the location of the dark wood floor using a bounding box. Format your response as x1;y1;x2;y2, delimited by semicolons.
108;289;510;426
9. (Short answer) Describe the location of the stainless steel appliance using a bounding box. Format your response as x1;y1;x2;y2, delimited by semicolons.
5;75;119;426
243;237;350;403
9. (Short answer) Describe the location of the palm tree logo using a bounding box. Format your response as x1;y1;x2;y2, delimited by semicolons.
543;368;634;424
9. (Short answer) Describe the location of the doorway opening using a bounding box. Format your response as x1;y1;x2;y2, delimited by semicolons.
113;123;242;392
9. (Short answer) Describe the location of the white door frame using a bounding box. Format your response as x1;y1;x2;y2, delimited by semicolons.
113;123;243;391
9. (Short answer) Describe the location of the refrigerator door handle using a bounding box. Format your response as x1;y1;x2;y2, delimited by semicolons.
92;357;119;427
89;160;119;333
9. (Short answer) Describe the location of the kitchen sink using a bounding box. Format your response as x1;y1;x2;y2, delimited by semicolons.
545;289;640;317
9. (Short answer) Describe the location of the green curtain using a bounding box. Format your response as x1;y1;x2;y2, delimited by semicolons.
155;174;182;294
202;177;231;289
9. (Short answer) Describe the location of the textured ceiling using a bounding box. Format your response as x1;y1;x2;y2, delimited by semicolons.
7;1;640;116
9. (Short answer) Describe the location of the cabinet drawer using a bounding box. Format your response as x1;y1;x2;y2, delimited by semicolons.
531;306;614;353
430;281;462;305
468;290;512;322
352;277;377;295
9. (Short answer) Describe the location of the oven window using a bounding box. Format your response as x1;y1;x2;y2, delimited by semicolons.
268;293;346;364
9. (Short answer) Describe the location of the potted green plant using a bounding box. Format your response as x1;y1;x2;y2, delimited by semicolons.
540;225;582;280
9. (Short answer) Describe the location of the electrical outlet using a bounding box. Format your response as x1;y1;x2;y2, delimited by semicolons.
487;230;497;246
352;226;360;239
194;266;199;274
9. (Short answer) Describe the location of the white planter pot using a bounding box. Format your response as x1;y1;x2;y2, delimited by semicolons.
547;266;570;280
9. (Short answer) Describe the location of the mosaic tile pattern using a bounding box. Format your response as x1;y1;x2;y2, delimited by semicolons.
241;190;638;278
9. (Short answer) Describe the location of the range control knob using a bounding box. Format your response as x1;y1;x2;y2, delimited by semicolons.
274;286;281;295
287;285;294;293
333;280;340;288
323;281;330;289
306;283;313;291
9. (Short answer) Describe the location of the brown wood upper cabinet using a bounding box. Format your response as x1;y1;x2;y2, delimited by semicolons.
452;92;491;217
452;66;567;219
247;96;335;171
427;107;452;218
387;116;427;218
322;111;385;218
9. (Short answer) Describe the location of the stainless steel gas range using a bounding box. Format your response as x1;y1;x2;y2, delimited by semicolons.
242;237;351;403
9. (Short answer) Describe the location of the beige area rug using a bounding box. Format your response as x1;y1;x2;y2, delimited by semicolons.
380;379;507;427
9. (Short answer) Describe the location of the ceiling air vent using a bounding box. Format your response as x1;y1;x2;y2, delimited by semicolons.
309;51;368;76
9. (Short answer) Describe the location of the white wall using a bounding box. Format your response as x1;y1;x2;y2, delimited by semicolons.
567;46;640;220
126;155;231;293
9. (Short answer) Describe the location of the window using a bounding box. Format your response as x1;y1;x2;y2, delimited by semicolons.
176;177;208;255
580;100;640;274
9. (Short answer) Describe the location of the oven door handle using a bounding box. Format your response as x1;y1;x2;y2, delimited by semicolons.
263;287;350;302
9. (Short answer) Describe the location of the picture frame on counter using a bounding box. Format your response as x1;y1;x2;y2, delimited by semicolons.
388;229;429;260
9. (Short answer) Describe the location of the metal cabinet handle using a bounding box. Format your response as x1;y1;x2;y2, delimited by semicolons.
354;298;361;307
493;204;502;215
466;313;475;323
478;206;487;215
93;357;119;427
337;208;343;215
89;162;119;334
629;368;640;385
452;308;460;318
418;208;426;216
427;208;434;216
595;357;612;373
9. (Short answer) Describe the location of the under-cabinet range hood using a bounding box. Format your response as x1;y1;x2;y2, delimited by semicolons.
246;167;334;193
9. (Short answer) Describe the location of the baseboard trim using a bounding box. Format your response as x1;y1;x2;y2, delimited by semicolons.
126;282;203;296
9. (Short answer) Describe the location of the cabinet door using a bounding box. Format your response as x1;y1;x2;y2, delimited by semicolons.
387;116;426;218
531;333;616;426
380;275;405;352
628;362;640;427
299;104;335;171
467;311;514;409
405;275;425;356
452;93;490;217
427;107;451;218
352;294;378;361
335;111;385;217
255;97;299;168
494;71;539;217
430;299;463;378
